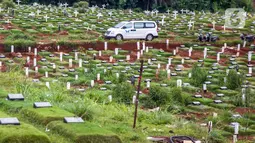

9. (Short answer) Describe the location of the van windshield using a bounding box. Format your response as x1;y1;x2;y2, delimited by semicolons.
114;22;126;28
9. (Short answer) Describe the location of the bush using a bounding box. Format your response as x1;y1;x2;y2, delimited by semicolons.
73;1;89;8
145;85;171;107
191;64;207;87
226;70;243;90
2;0;15;9
112;82;135;104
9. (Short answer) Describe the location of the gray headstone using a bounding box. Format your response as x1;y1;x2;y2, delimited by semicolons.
64;117;84;123
7;94;24;101
0;117;20;125
33;102;52;108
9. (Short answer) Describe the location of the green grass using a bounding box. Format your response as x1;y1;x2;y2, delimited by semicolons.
0;111;51;143
48;121;122;143
21;107;75;125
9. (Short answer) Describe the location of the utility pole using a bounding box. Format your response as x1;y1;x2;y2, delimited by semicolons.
133;60;144;128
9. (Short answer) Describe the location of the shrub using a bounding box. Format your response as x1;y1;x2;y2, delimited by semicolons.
2;0;15;9
146;85;171;107
112;82;135;104
73;1;89;8
226;70;243;90
191;64;207;87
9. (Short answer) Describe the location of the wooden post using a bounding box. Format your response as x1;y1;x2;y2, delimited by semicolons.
133;60;144;128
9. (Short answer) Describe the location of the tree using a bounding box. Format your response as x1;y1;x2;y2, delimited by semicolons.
2;0;15;9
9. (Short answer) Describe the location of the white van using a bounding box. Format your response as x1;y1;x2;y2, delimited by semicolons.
105;21;159;41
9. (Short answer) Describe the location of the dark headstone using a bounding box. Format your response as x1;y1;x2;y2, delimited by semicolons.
105;81;112;84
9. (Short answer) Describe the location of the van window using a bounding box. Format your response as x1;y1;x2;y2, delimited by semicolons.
114;22;126;28
134;22;144;29
124;22;132;29
145;22;155;28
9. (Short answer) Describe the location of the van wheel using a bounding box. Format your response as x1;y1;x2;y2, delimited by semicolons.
146;34;154;41
115;34;123;41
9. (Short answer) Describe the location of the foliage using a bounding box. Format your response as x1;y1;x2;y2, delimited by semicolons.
112;82;134;104
4;33;36;52
2;0;15;9
191;64;207;87
226;70;243;90
73;1;89;8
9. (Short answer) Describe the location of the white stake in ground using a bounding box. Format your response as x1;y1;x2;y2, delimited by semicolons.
217;53;220;63
34;48;37;56
115;48;118;55
97;73;100;81
249;67;252;74
109;56;113;62
45;71;48;78
46;82;50;89
67;82;70;90
243;41;246;48
167;69;171;79
75;52;78;60
137;52;140;60
104;42;107;50
25;67;29;77
69;59;72;68
79;59;82;67
126;55;130;61
91;80;94;87
132;95;136;104
35;67;38;74
33;58;37;66
204;48;207;59
158;63;161;69
60;52;63;62
203;84;207;93
75;74;78;80
168;58;172;65
137;41;140;50
108;95;112;102
11;45;14;53
28;47;31;53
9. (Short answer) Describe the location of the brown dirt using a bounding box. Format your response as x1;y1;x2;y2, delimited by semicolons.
234;107;255;115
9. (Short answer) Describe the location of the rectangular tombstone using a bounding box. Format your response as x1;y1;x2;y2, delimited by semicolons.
0;117;20;125
33;102;52;108
64;117;84;123
7;94;24;101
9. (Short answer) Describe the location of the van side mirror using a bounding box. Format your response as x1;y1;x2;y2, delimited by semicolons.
122;26;127;29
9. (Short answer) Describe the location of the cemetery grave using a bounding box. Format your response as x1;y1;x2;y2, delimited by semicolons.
0;1;254;143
